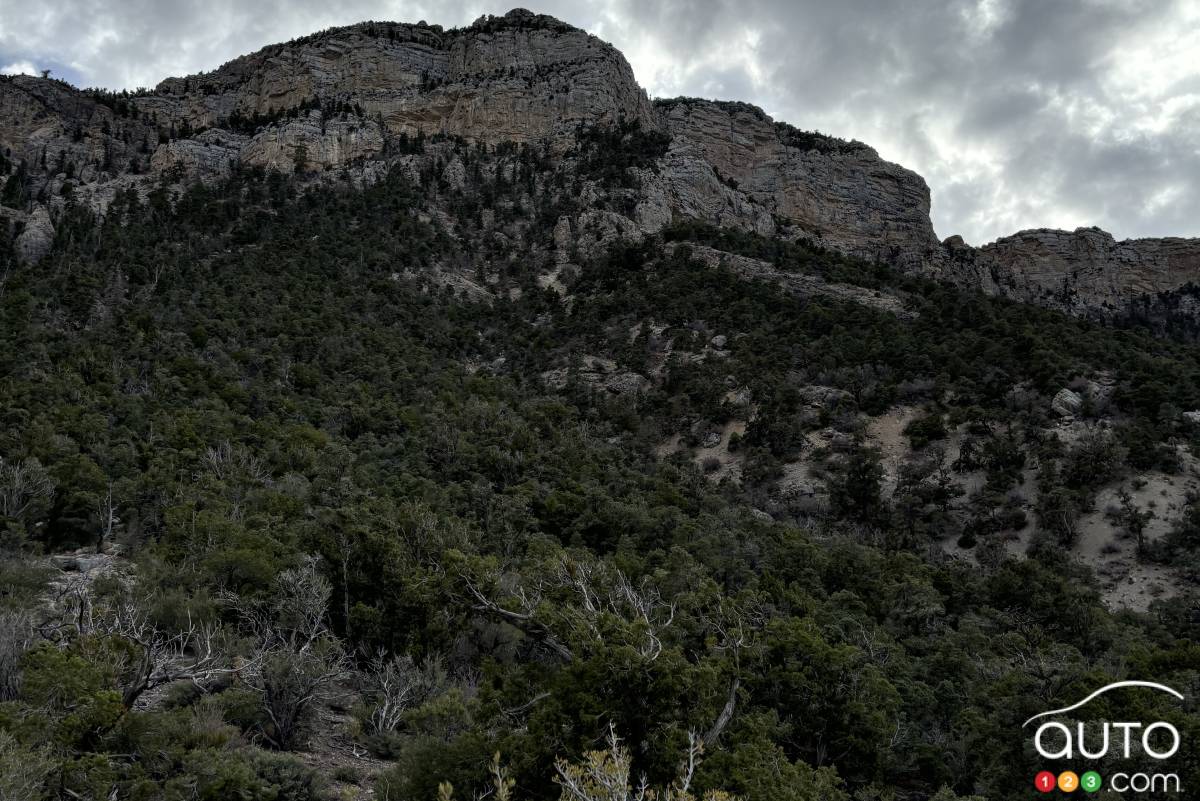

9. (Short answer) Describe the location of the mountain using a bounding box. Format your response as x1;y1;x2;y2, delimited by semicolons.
2;9;1200;801
6;7;1199;325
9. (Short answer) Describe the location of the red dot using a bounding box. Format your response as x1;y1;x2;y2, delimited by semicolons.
1035;771;1056;793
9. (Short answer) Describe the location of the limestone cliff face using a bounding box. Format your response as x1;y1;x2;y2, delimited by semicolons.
0;76;156;181
0;74;158;200
11;205;54;263
942;228;1200;317
139;9;655;155
0;7;657;186
654;99;943;269
2;5;1198;324
0;74;158;263
0;9;658;262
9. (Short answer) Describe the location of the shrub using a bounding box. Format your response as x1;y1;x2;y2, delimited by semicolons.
904;412;947;449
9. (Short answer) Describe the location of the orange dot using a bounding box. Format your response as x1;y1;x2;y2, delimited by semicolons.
1058;771;1080;793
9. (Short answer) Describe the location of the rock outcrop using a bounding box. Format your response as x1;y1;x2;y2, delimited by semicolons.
151;129;246;177
0;74;159;186
654;99;943;269
672;244;914;319
14;205;54;264
1051;388;1084;418
2;7;1199;325
0;8;657;196
137;9;656;153
239;113;386;172
943;227;1200;317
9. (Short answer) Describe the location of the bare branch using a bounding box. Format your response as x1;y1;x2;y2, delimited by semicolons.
0;456;55;521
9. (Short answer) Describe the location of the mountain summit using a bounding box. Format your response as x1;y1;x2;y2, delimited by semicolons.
4;8;1200;800
2;7;1199;322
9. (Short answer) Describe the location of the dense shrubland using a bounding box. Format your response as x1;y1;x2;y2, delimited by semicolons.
0;137;1198;801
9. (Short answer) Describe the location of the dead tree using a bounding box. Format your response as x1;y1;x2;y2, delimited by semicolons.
51;576;247;709
462;555;676;664
95;481;120;553
698;597;763;748
555;723;721;801
225;556;348;749
0;611;33;701
361;650;448;735
0;456;55;522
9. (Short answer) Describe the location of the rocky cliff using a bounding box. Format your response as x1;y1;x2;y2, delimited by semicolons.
137;10;656;157
0;9;660;247
942;227;1200;318
652;99;943;269
2;6;1198;326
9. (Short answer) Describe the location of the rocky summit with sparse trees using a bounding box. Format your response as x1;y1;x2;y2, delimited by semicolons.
0;8;1199;801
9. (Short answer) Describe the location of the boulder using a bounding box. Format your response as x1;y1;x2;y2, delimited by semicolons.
1051;388;1084;417
799;385;852;409
604;372;647;395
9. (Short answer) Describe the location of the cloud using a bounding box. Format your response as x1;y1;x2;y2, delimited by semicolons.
1;0;1198;244
1;60;40;76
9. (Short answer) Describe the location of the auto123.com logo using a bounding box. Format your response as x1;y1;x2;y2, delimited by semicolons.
1025;681;1184;794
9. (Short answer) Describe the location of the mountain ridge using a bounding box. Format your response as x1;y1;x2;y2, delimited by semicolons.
5;10;1200;799
3;7;1199;325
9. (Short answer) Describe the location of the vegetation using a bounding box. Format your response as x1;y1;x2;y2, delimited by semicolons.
0;127;1198;801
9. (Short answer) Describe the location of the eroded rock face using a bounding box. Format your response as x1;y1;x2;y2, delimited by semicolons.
0;9;656;199
1052;388;1084;418
14;205;54;264
240;113;386;172
3;8;1199;325
0;74;160;211
138;10;655;152
151;129;246;177
942;227;1200;317
656;99;943;269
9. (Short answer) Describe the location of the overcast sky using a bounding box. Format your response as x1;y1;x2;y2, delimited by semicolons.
2;0;1197;245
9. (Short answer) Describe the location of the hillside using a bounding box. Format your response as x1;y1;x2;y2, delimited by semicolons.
1;8;1199;801
6;10;1200;323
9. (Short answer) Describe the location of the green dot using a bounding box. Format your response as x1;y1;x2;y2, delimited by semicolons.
1081;771;1102;793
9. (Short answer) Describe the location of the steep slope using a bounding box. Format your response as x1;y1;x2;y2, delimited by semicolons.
4;11;1200;801
140;10;656;154
2;6;1199;320
652;99;942;268
4;136;1200;801
946;226;1200;318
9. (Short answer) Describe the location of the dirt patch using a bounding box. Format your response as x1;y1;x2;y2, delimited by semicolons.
297;693;390;800
656;419;747;483
865;406;921;495
1073;469;1196;612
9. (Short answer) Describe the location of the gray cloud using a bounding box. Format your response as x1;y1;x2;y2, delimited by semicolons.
2;0;1197;244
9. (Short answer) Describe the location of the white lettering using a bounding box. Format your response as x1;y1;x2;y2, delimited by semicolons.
1112;722;1141;758
1142;722;1181;760
1152;773;1181;793
1109;772;1182;793
1077;721;1108;759
1035;722;1072;759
